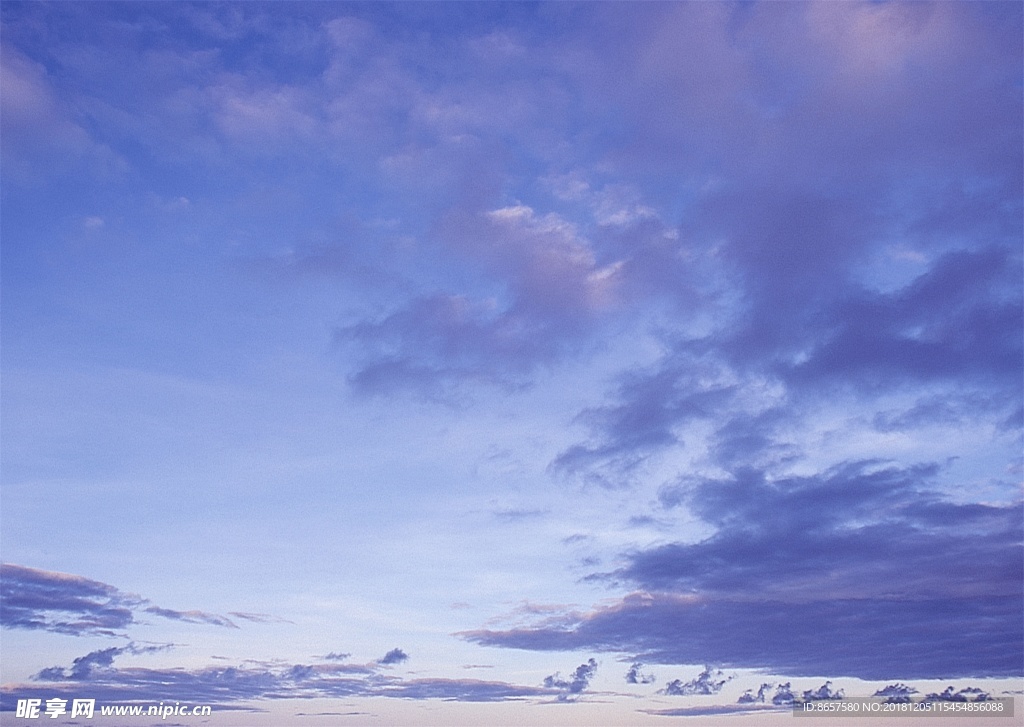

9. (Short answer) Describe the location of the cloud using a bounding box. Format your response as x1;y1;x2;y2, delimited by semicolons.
1;564;238;637
0;45;122;184
873;683;917;703
648;679;913;716
922;686;993;702
738;683;775;704
1;647;559;711
338;202;634;396
624;662;655;685
627;462;1022;600
445;205;624;318
378;648;409;666
35;643;176;682
144;606;238;628
462;462;1024;680
376;678;552;702
0;564;140;636
2;2;1020;715
659;666;730;696
321;652;351;662
552;360;737;481
465;591;1023;681
802;682;844;701
493;508;546;523
228;611;293;624
532;1;1021;489
36;647;124;681
339;294;533;395
542;658;597;701
643;703;780;718
788;246;1022;391
553;244;1020;482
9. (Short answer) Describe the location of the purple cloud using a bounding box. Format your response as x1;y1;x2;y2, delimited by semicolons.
874;683;918;703
464;591;1022;681
336;199;639;398
659;666;730;696
542;658;597;701
321;652;351;662
643;703;780;718
463;462;1023;680
228;611;294;624
378;648;409;666
624;662;655;685
144;606;238;629
629;462;1022;600
0;564;140;636
738;683;774;704
1;2;1020;718
1;646;560;711
923;686;993;703
1;564;240;636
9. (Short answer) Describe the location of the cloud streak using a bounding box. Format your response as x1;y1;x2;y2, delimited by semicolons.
1;646;561;711
1;564;240;637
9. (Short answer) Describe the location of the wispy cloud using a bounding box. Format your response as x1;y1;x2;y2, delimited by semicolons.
144;606;237;629
228;611;294;625
1;564;241;637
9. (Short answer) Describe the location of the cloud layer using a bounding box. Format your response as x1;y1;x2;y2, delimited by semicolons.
465;461;1023;679
1;1;1020;716
0;643;566;711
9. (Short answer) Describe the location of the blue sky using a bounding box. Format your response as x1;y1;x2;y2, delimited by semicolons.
1;2;1022;724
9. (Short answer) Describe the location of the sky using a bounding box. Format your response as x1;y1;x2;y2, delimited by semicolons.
1;2;1022;725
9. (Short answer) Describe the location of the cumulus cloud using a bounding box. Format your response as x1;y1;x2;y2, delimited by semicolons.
923;686;993;703
624;662;655;685
659;666;730;696
0;564;240;637
36;647;122;681
378;648;409;666
874;683;917;703
802;682;844;701
738;683;774;704
542;658;597;701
